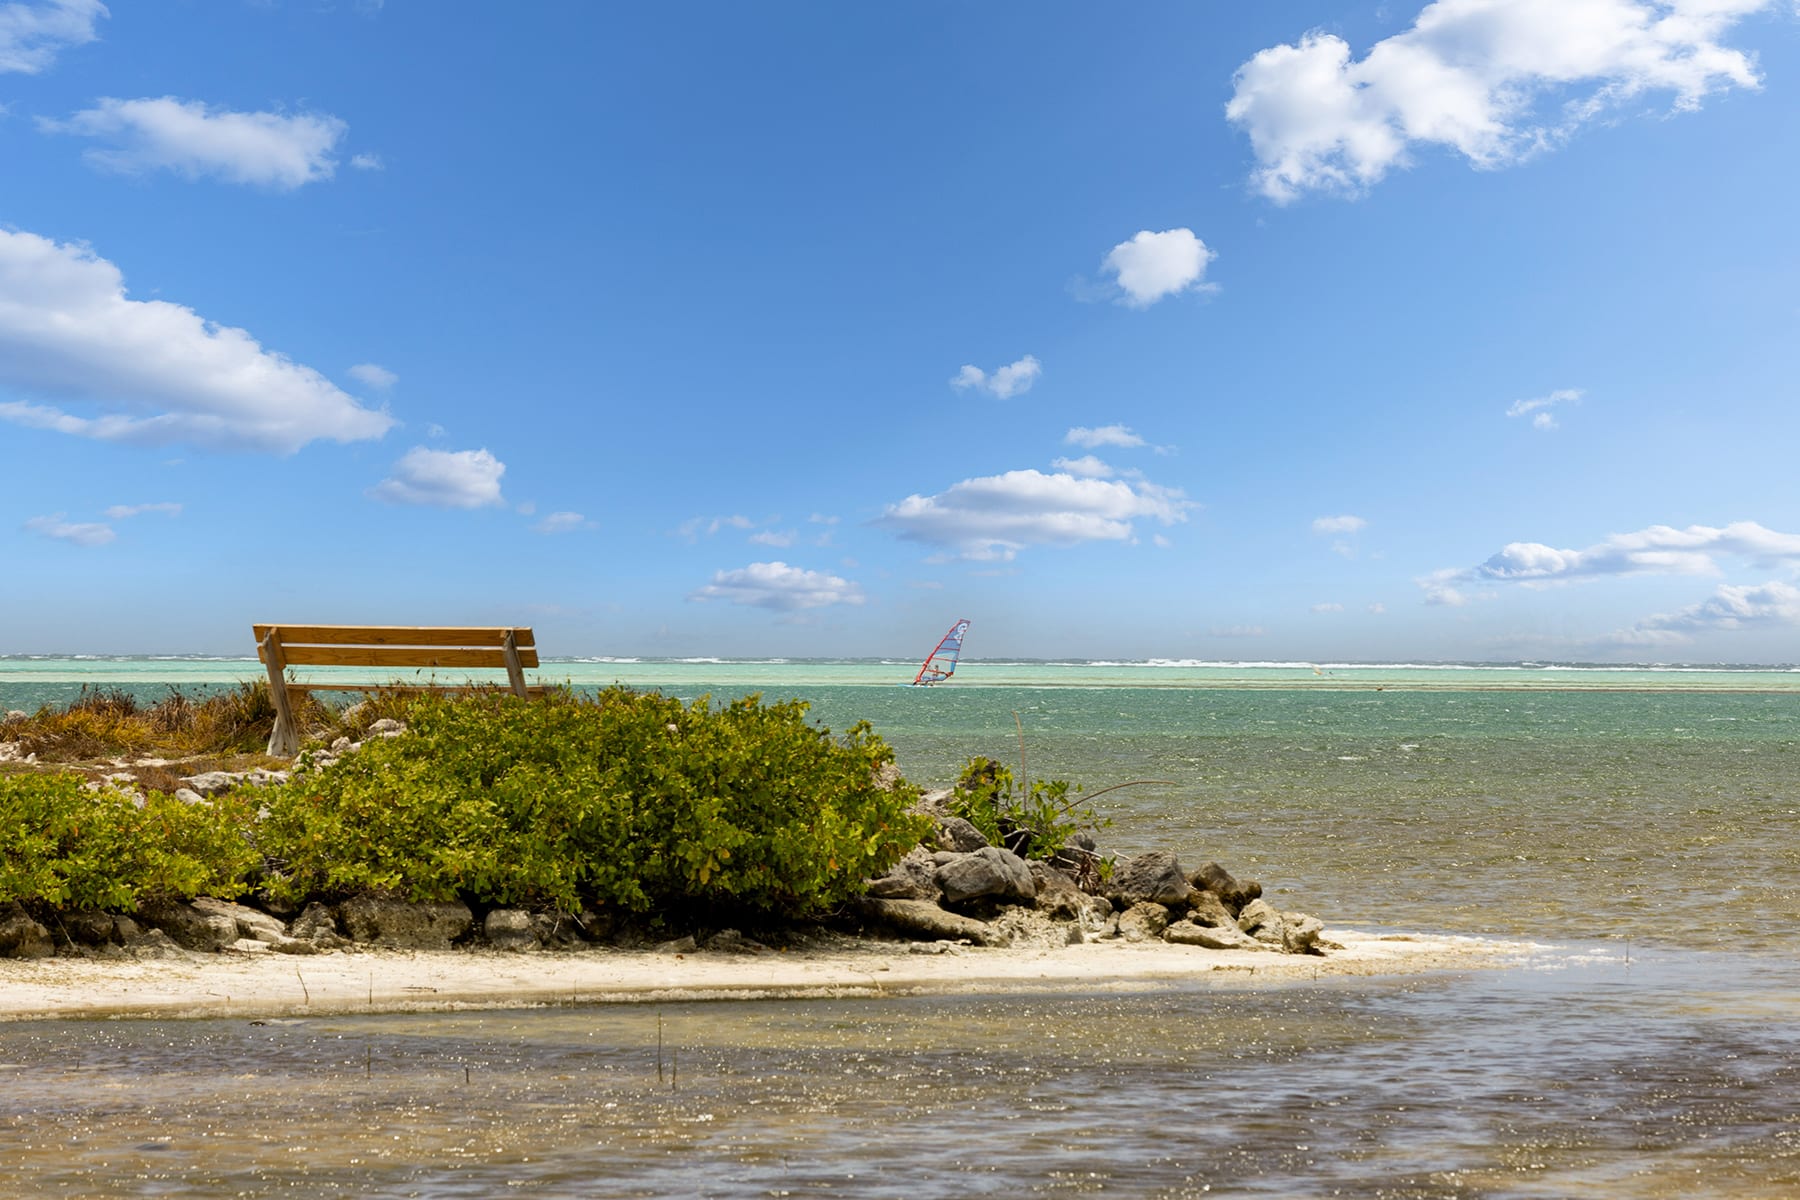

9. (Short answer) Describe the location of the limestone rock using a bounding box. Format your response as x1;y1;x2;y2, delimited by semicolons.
1118;901;1172;943
61;909;121;948
935;846;1037;905
290;902;349;949
368;718;406;737
1237;898;1287;947
1108;851;1196;908
1186;891;1237;929
1163;919;1268;951
0;907;53;959
934;816;991;853
124;927;186;959
704;928;771;954
865;847;943;902
655;935;697;954
484;909;540;952
136;898;240;952
192;897;289;944
857;897;990;944
1031;861;1114;931
1193;861;1262;912
1283;912;1326;954
339;897;472;950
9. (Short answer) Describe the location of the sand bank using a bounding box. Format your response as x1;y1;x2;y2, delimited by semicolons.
0;930;1542;1021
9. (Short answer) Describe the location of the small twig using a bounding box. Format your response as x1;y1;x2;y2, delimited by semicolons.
294;967;310;1005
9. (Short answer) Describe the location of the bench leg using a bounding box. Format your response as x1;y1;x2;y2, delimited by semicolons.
261;630;301;756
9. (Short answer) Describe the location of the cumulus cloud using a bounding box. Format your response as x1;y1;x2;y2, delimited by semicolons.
877;468;1195;562
43;97;347;189
1050;454;1115;479
1613;580;1800;645
0;0;103;74
1227;0;1776;202
1421;521;1800;604
0;229;393;453
1508;387;1582;430
370;447;506;509
533;511;593;535
1312;514;1367;535
689;561;866;610
349;152;383;171
675;514;757;541
24;513;113;546
750;528;797;547
1065;425;1147;450
951;354;1042;399
103;501;180;519
348;363;397;390
1101;228;1216;307
1312;602;1345;613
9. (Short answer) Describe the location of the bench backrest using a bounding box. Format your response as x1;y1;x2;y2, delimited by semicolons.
253;624;539;670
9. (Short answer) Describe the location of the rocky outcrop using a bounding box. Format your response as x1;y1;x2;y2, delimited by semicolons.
865;847;943;902
484;909;538;952
136;898;241;952
934;846;1037;906
1192;861;1262;911
0;906;53;959
339;897;472;950
857;897;992;944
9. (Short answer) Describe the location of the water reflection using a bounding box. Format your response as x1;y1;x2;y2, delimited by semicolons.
4;949;1796;1198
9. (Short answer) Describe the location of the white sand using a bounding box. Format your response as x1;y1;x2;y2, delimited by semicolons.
0;930;1541;1021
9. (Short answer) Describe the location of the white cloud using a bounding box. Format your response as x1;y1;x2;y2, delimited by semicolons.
370;447;506;509
1101;228;1216;307
1369;602;1388;614
533;511;593;535
1051;454;1115;478
0;0;103;74
1613;580;1800;644
44;96;346;189
1507;387;1582;430
25;513;113;546
1312;514;1367;535
349;363;397;390
808;513;839;525
877;467;1195;562
676;514;756;541
950;354;1042;399
689;561;866;611
749;529;796;547
1228;0;1777;202
1312;602;1346;613
0;229;393;453
1473;521;1800;584
1065;424;1147;450
349;152;383;171
103;501;180;519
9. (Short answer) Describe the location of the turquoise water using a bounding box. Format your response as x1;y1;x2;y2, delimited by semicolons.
3;657;1798;1196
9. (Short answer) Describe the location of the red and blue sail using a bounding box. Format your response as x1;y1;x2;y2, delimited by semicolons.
911;619;971;686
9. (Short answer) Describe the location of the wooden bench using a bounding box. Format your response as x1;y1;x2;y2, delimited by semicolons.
254;624;540;756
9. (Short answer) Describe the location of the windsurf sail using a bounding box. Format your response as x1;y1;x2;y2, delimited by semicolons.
911;619;971;686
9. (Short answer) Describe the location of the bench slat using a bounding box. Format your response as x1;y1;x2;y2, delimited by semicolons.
287;684;549;697
260;645;540;670
253;624;535;649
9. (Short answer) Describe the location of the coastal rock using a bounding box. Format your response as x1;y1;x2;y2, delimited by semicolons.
1108;851;1196;909
176;771;242;797
655;935;697;954
368;718;406;737
704;928;771;955
857;897;990;944
192;897;289;945
934;816;991;853
865;847;943;902
339;897;472;950
1117;901;1172;943
935;846;1037;905
1185;891;1237;929
532;912;593;949
1030;861;1114;931
1237;898;1287;947
1163;919;1268;951
124;927;187;959
0;907;53;959
913;787;954;817
290;902;350;949
1192;862;1262;912
136;898;240;952
484;909;540;952
1283;912;1326;954
982;905;1084;949
871;761;904;791
61;909;122;948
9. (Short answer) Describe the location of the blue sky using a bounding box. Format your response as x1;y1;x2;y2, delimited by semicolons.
3;1;1799;662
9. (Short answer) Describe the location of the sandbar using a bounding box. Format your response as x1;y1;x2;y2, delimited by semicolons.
0;930;1542;1022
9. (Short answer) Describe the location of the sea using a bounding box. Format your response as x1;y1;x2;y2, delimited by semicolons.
2;656;1797;1197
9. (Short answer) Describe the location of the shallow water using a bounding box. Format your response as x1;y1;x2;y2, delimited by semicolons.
3;950;1797;1198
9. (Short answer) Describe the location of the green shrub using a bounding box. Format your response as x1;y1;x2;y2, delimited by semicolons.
0;774;257;911
950;756;1106;863
253;688;929;916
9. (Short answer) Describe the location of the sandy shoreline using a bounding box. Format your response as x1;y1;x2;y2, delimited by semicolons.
0;929;1544;1021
